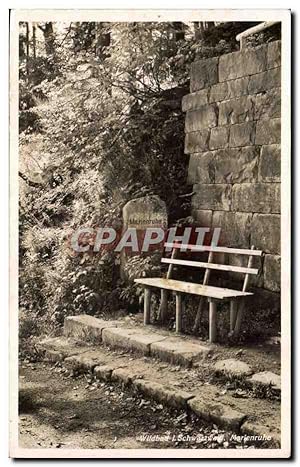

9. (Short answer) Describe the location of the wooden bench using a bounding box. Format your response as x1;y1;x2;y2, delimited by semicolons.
134;243;263;343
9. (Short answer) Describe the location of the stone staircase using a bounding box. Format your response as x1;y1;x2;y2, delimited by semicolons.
36;314;281;447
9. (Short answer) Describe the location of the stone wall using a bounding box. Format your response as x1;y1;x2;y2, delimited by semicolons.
183;41;281;294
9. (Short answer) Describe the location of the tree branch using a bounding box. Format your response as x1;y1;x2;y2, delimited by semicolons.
19;171;41;188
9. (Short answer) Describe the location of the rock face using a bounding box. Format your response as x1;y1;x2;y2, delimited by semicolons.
183;41;281;295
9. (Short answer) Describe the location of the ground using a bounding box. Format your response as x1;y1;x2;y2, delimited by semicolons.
19;361;264;451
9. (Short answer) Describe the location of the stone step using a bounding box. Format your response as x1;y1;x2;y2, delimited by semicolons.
64;315;212;367
213;359;281;394
36;335;281;446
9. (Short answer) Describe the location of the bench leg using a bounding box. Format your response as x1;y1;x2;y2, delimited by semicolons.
230;300;238;332
144;288;151;325
175;292;183;333
233;298;245;337
209;299;217;343
160;289;168;323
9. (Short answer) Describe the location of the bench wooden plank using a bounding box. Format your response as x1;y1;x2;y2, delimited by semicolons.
161;258;259;275
134;278;253;300
164;243;263;256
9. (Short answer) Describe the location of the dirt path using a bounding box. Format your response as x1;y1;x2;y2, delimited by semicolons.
19;362;261;451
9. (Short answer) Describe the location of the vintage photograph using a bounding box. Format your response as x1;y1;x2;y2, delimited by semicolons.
10;10;291;458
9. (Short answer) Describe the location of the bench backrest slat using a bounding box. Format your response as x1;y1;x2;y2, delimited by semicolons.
161;258;259;275
166;246;179;279
164;243;263;257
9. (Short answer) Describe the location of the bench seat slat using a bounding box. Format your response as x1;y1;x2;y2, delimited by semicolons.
134;278;253;300
164;243;263;256
161;258;259;275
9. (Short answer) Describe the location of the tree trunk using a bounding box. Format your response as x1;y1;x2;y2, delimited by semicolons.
32;23;36;59
25;22;30;76
172;22;185;41
38;22;55;56
95;22;111;59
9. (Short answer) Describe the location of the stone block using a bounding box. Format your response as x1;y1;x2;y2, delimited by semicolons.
126;332;167;356
209;77;249;103
182;89;208;112
214;359;252;377
188;397;246;431
219;45;267;81
209;82;229;102
188;152;214;184
185;105;218;132
122;195;167;276
190;57;219;92
255;118;281;145
192;184;232;211
101;327;168;356
211;211;252;247
102;327;137;349
111;367;137;386
251;214;281;254
150;337;211;367
248;67;281;94
229;122;256;147
64;351;105;373
209;127;229;150
123;195;167;229
184;130;210;154
219;96;255;125
189;147;258;185
187;153;201;184
248;371;280;391
192;209;213;227
64;315;117;342
259;145;281;182
94;364;114;382
38;336;91;361
264;254;281;292
232;183;280;214
133;379;194;409
267;41;281;69
255;88;281;120
227;77;249;99
215;147;259;183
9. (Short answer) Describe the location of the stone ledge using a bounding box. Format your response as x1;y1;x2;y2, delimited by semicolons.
188;397;246;431
37;336;91;362
150;337;212;367
102;327;167;356
64;315;118;342
133;379;194;409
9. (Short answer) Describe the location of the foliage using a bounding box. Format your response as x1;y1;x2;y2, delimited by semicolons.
19;21;279;339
